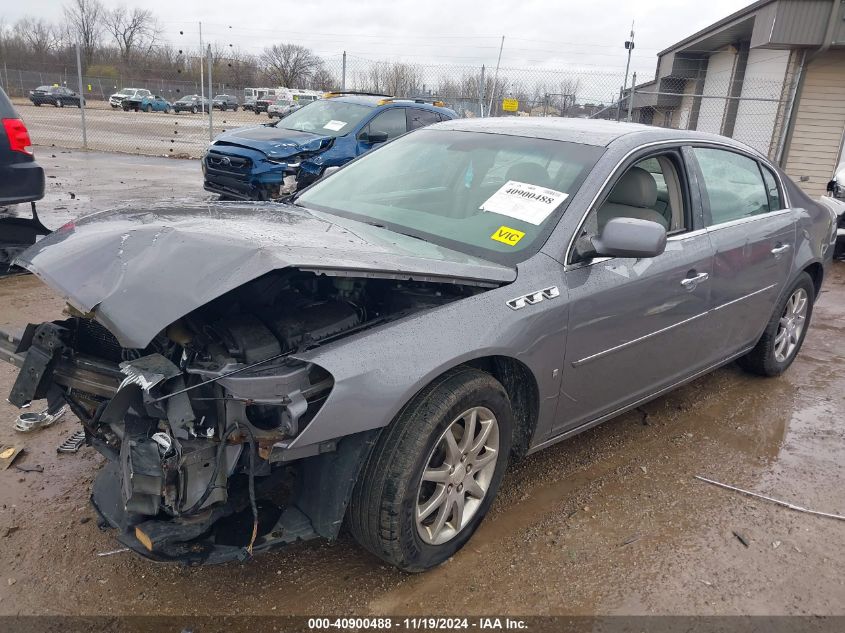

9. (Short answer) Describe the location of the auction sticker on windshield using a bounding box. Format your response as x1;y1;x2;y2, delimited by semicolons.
490;225;525;246
323;120;346;131
480;180;568;225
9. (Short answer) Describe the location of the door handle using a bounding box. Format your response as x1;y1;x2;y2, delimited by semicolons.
771;244;791;256
681;272;709;289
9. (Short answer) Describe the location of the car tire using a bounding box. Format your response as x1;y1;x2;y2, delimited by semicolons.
56;99;63;108
144;105;152;112
191;106;198;114
233;105;239;112
737;272;815;377
348;367;513;572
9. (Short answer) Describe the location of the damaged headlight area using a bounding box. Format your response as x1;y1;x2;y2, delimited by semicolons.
4;267;484;563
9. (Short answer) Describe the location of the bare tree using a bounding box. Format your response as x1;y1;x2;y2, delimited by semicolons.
362;61;423;97
63;0;103;68
260;43;322;87
103;6;158;65
13;18;58;63
310;66;336;91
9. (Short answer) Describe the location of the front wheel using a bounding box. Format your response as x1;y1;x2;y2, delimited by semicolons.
191;106;198;114
348;367;512;572
738;272;815;377
56;99;63;108
144;105;152;112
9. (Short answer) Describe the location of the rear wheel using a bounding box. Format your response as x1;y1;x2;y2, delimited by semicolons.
348;367;512;572
737;272;814;376
191;106;198;114
56;99;63;108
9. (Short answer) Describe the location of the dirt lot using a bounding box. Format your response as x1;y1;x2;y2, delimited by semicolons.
0;151;844;617
14;98;272;158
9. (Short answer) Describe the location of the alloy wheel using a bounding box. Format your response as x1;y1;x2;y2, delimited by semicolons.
416;406;499;545
774;287;808;362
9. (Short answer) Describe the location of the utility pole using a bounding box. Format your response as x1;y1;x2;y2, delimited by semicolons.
207;45;213;141
341;51;347;91
199;22;204;112
487;36;504;117
617;21;635;122
75;43;87;149
627;72;637;122
479;64;485;117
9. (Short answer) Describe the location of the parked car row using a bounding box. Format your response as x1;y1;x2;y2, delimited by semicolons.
27;86;244;113
114;93;242;114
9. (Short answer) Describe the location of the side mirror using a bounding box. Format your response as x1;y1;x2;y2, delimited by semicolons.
591;217;667;259
359;130;388;144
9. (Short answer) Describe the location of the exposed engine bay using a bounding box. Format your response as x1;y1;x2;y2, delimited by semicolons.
6;268;484;562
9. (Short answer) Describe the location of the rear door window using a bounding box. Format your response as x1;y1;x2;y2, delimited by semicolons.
366;108;407;140
693;147;770;226
407;108;441;130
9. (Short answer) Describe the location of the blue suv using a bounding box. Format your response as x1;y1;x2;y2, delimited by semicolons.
202;93;457;200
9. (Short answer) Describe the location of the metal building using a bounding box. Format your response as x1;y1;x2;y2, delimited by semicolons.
628;0;845;197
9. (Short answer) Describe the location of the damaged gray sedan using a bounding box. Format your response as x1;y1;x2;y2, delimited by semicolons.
0;118;836;571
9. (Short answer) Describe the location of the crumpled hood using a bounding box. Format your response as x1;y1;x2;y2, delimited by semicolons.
17;203;515;348
214;126;333;160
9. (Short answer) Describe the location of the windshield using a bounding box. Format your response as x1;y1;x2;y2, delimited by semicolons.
297;128;603;265
276;100;372;137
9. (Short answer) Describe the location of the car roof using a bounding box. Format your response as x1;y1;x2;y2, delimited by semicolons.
331;95;456;116
433;116;757;151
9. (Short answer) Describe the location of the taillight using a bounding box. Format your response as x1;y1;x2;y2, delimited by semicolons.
2;118;33;155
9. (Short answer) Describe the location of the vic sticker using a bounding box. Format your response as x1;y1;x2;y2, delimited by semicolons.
480;180;568;225
491;225;525;246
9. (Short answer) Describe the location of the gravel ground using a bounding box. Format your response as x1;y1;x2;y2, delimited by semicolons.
0;150;843;617
14;97;274;158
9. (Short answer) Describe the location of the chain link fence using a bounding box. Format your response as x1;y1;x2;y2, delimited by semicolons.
1;50;795;161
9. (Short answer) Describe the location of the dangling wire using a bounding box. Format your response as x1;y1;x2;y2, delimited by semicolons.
237;421;260;556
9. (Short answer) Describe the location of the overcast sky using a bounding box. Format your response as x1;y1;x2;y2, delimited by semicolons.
5;0;751;81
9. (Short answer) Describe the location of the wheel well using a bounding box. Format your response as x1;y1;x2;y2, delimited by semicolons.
804;262;823;299
464;356;540;460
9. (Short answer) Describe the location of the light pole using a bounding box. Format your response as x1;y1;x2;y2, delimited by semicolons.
617;22;635;122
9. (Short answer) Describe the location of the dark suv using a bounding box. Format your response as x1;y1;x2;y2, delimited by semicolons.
0;86;49;273
212;94;239;111
173;95;210;114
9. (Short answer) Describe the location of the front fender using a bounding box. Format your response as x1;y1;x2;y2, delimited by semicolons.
288;253;569;450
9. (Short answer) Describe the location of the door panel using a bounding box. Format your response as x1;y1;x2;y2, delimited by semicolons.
707;211;795;354
690;147;796;356
557;232;714;434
